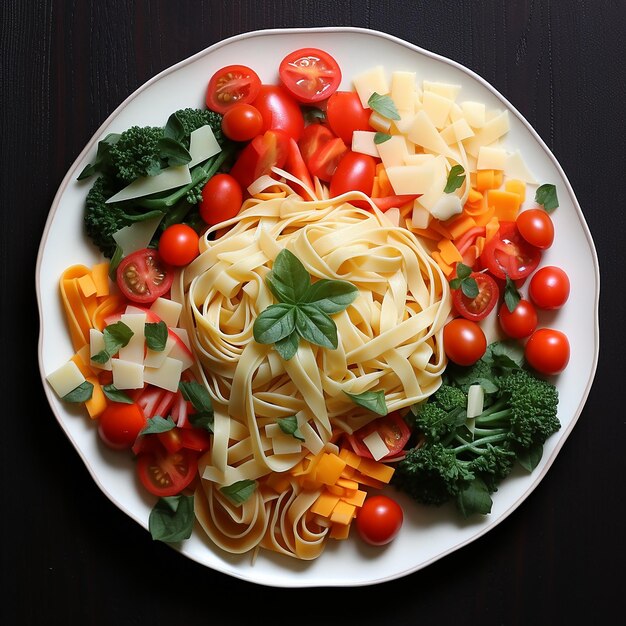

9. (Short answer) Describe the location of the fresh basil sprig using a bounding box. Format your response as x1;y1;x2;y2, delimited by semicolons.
503;275;521;312
367;92;401;120
63;380;94;403
344;390;388;416
220;479;257;505
179;380;214;432
277;416;305;441
149;495;195;543
450;263;478;298
145;321;168;352
535;183;559;213
91;321;134;364
444;164;466;193
253;249;358;360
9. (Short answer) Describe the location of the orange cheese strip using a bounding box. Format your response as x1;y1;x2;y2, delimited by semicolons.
341;489;367;508
431;251;454;277
357;457;394;483
77;273;97;298
310;492;341;517
329;522;351;540
488;189;521;221
505;178;526;203
446;214;477;240
437;239;463;265
329;501;356;526
315;452;347;486
84;376;107;419
91;262;111;297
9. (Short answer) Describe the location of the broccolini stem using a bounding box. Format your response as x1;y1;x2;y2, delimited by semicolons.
453;432;509;454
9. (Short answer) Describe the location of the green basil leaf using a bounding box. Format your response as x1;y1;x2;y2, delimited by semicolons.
253;304;297;344
149;495;195;543
456;478;493;517
455;262;472;280
374;132;392;144
344;389;388;415
90;349;110;365
103;321;134;356
535;183;559;213
145;321;168;352
504;275;521;312
295;306;337;349
157;136;191;167
63;380;94;403
102;384;133;404
274;331;299;361
516;442;544;472
179;380;214;432
163;111;187;142
277;416;305;441
76;133;120;180
303;279;359;314
141;415;176;435
367;92;401;120
268;249;311;303
444;164;466;193
220;479;257;505
461;276;479;298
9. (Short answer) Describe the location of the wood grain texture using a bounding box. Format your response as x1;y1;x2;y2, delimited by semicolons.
2;1;624;624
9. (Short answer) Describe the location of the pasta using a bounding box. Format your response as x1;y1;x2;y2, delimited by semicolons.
171;177;451;560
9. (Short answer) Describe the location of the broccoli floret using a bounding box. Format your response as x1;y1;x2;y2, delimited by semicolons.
108;125;165;184
408;384;467;443
171;107;224;146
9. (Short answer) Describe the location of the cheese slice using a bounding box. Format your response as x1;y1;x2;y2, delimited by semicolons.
143;357;183;392
407;110;453;156
118;313;146;364
362;430;390;461
351;131;379;157
423;81;462;101
385;161;435;195
111;358;144;389
112;215;163;256
150;297;182;327
461;101;486;128
422;91;455;129
143;335;175;368
390;71;417;111
464;110;510;156
477;146;508;170
187;125;221;167
106;165;192;204
89;328;112;371
46;361;86;398
352;65;389;108
504;150;538;184
376;135;411;169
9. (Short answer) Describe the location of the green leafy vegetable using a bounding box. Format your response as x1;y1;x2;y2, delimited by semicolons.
449;263;478;298
535;183;559;213
141;415;176;435
102;384;133;404
374;132;392;144
367;92;401;120
149;495;195;543
145;321;168;352
344;390;388;416
63;380;94;403
277;416;305;441
220;480;257;505
179;380;214;432
91;321;134;364
503;275;521;312
444;164;466;193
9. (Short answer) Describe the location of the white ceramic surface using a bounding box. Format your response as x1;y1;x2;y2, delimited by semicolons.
36;27;600;588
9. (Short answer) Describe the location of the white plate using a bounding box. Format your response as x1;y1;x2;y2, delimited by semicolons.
36;27;600;587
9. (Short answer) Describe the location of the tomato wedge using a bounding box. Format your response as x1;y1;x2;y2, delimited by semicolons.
479;221;542;280
206;64;261;114
116;248;174;304
136;445;198;497
345;412;411;461
452;271;499;321
278;48;342;103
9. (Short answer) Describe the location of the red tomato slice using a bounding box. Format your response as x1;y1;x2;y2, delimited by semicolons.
252;84;305;140
229;129;290;190
278;48;342;104
479;221;542;280
284;137;315;199
307;137;348;182
136;445;198;497
116;248;174;304
206;64;261;114
345;412;411;461
326;91;373;144
452;271;499;321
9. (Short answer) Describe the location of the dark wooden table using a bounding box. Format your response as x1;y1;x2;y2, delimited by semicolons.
2;1;624;623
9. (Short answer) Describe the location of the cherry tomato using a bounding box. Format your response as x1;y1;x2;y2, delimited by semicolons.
528;265;570;309
345;412;411;461
356;495;404;546
525;328;570;375
229;129;290;190
98;402;147;450
329;151;376;197
252;84;305;140
480;221;542;280
452;272;499;322
516;208;555;249
136;445;198;497
298;123;348;181
158;224;199;266
498;299;538;339
326;91;373;145
443;318;487;366
206;64;261;114
116;248;174;304
199;173;243;226
221;103;263;142
278;48;342;104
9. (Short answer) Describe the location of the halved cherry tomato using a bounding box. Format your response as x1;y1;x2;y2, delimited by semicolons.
136;445;198;497
158;224;199;266
498;299;538;339
329;151;376;197
524;328;570;375
252;84;305;140
199;173;243;226
443;318;487;366
229;129;290;190
206;64;261;114
479;221;542;280
221;103;264;142
298;123;335;164
116;248;173;304
307;137;348;182
516;208;554;249
345;412;411;461
98;402;147;450
278;48;341;104
452;271;499;322
356;495;404;546
326;91;373;145
178;427;212;453
528;265;570;310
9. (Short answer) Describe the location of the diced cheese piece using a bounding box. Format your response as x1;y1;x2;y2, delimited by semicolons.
149;297;182;327
362;430;390;461
422;91;455;129
352;65;389;109
415;155;448;210
504;150;537;184
430;193;463;221
351;131;379;158
90;262;110;296
112;214;164;256
368;111;392;133
106;165;192;204
46;361;86;398
357;457;394;483
385;162;435;195
390;71;417;111
440;118;475;144
461;101;486;128
266;431;303;455
464;110;510;156
467;384;485;418
407;110;452;156
111;358;144;389
477;146;508;170
77;273;97;298
143;335;175;368
143;357;182;392
329;501;356;525
392;110;417;135
410;202;431;229
118;312;146;364
89;328;112;370
423;81;462;101
188;125;221;167
376;135;411;169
